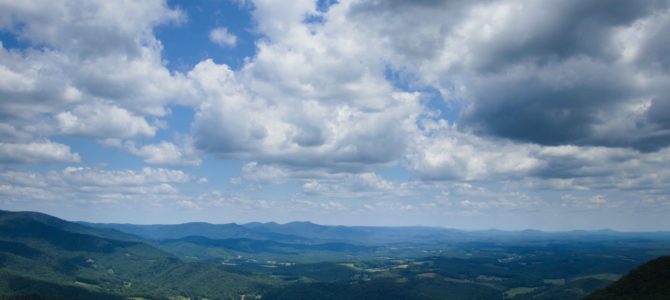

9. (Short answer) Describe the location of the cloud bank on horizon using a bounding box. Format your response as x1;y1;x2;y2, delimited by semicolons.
0;0;669;230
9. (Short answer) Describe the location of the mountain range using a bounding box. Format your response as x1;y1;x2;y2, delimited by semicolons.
2;209;670;299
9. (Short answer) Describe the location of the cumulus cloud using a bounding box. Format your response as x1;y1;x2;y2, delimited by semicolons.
559;194;614;210
125;139;201;166
0;0;188;113
346;0;670;151
180;2;421;174
525;146;670;194
302;172;413;198
56;103;156;138
407;120;543;181
408;120;670;194
0;140;80;163
0;0;190;146
182;0;670;204
0;167;201;204
240;162;288;184
189;58;420;172
182;0;669;182
197;191;273;210
55;166;194;187
209;27;237;47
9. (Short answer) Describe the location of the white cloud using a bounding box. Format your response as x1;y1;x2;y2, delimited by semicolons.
0;0;187;113
56;103;156;138
240;162;288;184
188;0;670;200
189;57;420;172
407;121;543;181
523;146;670;194
0;167;200;205
302;172;412;198
198;191;274;210
559;193;613;210
125;139;201;166
0;0;184;56
0;0;191;144
176;199;200;209
177;1;422;173
209;27;237;47
350;0;670;151
0;140;80;163
56;166;193;187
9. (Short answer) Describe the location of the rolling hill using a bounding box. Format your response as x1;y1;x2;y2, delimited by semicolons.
81;221;312;243
84;219;670;246
0;210;279;299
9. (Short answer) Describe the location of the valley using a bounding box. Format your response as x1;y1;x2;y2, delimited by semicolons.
2;209;669;299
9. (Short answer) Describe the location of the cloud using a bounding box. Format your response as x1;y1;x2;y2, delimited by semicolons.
0;140;80;163
55;166;194;187
346;0;670;151
0;0;191;145
0;0;184;57
302;172;413;198
240;162;288;184
406;116;670;196
524;147;670;194
185;0;670;201
185;0;424;173
185;0;670;181
189;57;420;172
559;194;613;210
0;167;201;204
56;103;156;139
125;139;201;166
407;121;543;181
209;27;237;47
197;191;273;210
289;199;346;211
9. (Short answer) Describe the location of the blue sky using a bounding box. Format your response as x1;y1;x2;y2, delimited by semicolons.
1;0;670;230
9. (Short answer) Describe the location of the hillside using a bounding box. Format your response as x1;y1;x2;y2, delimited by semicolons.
0;210;279;299
584;256;670;300
0;211;143;243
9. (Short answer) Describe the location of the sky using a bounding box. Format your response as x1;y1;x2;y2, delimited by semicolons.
1;0;670;231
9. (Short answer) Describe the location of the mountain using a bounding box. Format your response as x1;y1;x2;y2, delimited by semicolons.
159;235;373;261
81;221;312;243
242;221;467;244
85;220;670;247
584;256;670;300
85;220;469;245
0;210;279;299
0;210;144;242
167;235;371;253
